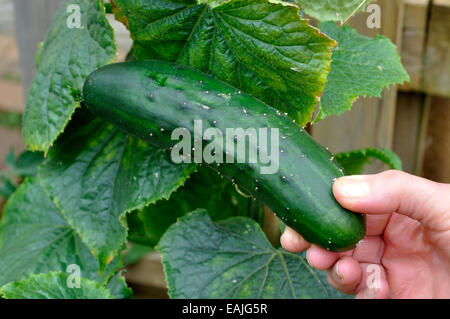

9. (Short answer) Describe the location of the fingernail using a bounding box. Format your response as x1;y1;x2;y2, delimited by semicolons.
336;176;370;198
282;227;294;242
334;261;342;280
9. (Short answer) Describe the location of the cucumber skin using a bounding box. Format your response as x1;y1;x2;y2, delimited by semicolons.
83;61;366;252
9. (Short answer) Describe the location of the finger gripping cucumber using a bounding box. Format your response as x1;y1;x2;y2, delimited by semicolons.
83;61;366;252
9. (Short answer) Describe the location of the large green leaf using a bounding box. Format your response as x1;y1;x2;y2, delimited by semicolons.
158;210;347;299
127;166;260;247
113;0;336;125
335;147;402;175
23;0;116;152
0;178;120;287
0;272;113;299
39;113;196;269
316;22;410;121
294;0;373;22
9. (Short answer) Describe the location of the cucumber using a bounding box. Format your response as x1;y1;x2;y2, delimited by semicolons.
82;61;365;252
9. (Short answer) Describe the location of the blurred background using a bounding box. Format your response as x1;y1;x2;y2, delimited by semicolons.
0;0;449;297
0;0;132;170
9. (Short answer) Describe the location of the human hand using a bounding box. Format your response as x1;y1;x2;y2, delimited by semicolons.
281;170;450;298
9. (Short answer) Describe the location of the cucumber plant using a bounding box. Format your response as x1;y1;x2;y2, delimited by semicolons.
0;0;407;299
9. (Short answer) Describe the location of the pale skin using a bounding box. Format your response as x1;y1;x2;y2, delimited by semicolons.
280;170;450;299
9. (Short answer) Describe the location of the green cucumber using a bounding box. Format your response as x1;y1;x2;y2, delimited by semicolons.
82;61;365;252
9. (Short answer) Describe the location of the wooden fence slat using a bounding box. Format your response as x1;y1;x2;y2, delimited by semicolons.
399;0;430;92
12;0;65;100
423;1;450;97
422;96;450;183
376;0;405;157
414;95;431;175
393;92;430;174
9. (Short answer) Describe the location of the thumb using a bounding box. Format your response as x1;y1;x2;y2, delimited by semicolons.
333;170;450;231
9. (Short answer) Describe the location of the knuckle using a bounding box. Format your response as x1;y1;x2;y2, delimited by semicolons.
380;169;403;180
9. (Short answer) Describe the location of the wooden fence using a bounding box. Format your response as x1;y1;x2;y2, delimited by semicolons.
311;0;450;183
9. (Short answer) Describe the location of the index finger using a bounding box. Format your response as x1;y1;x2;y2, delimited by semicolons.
333;170;449;231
